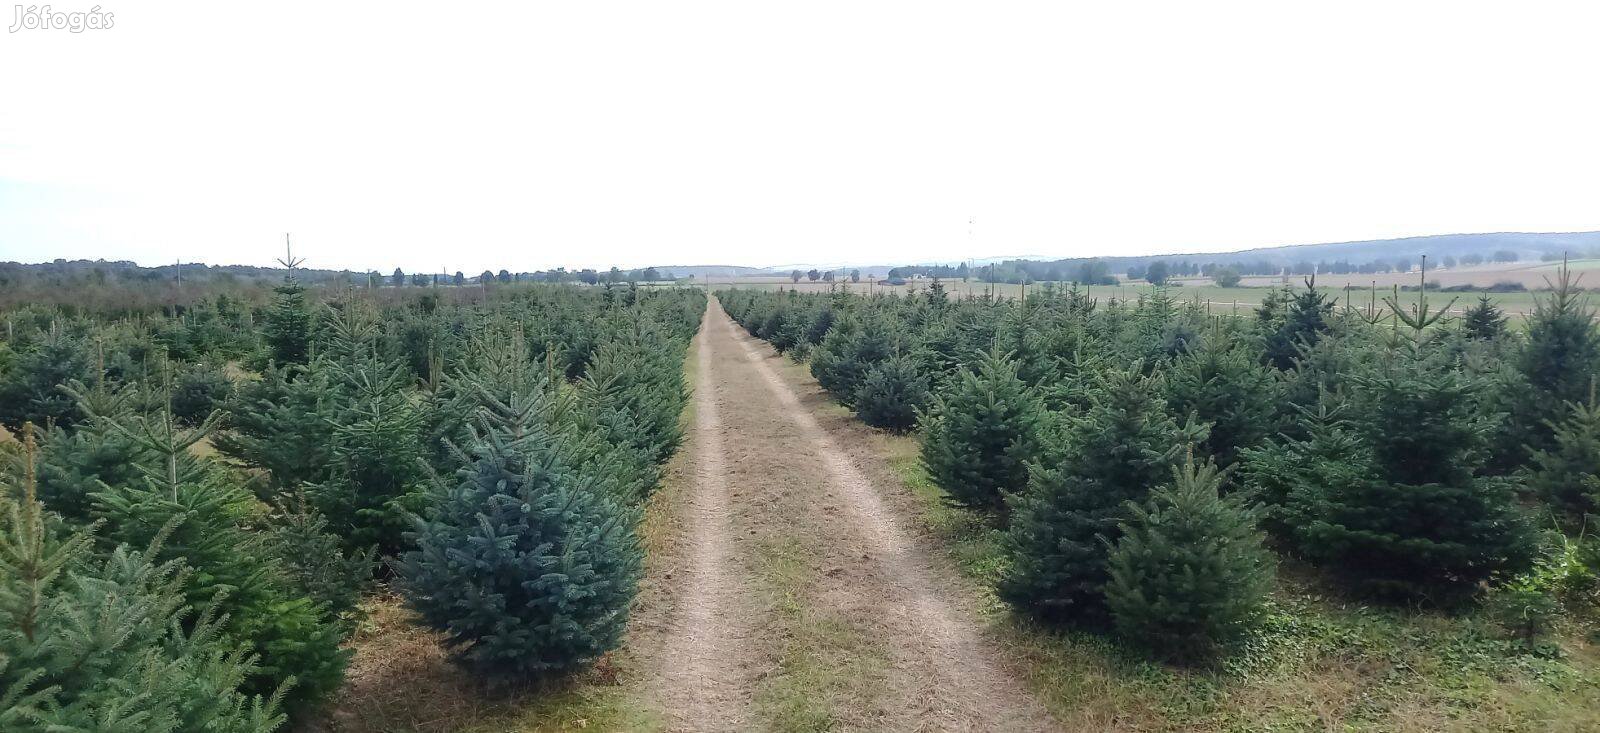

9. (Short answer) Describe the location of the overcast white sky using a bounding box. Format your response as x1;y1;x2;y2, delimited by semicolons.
2;2;1599;272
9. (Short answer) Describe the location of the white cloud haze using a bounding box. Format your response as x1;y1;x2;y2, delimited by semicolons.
2;1;1599;272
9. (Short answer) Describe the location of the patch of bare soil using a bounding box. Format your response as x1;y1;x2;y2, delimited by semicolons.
308;594;537;732
636;304;768;732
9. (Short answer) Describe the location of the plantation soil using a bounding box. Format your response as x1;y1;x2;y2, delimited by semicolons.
634;299;1056;731
638;297;768;731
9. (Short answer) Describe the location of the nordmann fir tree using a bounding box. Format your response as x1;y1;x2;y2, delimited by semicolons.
580;331;690;467
265;498;376;625
0;425;286;733
1105;455;1274;663
35;381;158;523
854;352;932;434
563;384;661;506
567;334;683;506
0;324;92;432
263;278;312;367
756;299;793;343
1259;276;1336;371
85;395;350;710
1239;400;1371;539
1279;274;1534;601
305;348;430;557
214;361;339;492
480;325;660;506
919;349;1043;514
810;314;896;407
170;360;236;426
999;365;1206;624
765;297;804;355
1461;294;1509;341
994;302;1054;387
1163;329;1280;468
1527;387;1600;525
1515;256;1600;459
263;245;313;366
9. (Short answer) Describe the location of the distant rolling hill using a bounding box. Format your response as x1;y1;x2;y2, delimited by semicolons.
1014;231;1600;272
654;232;1600;279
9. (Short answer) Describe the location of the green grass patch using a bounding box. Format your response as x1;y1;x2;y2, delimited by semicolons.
1528;258;1600;272
751;535;890;733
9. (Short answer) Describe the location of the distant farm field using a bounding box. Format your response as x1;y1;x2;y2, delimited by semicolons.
706;272;1567;318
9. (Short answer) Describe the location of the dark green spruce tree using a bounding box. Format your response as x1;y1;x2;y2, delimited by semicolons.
1105;456;1274;663
306;351;429;557
0;325;92;432
213;362;338;491
854;353;931;434
1280;291;1534;602
1527;390;1600;524
1164;334;1279;468
810;315;896;407
919;350;1043;513
1260;276;1335;370
1461;295;1508;341
999;365;1205;623
1514;258;1600;459
263;278;313;366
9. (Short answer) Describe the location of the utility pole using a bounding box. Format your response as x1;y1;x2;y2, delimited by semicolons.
967;214;976;300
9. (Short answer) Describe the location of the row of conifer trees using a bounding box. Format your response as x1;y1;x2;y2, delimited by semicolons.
0;281;703;730
721;267;1600;661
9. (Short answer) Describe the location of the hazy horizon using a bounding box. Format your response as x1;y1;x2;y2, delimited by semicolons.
5;2;1600;272
8;228;1600;275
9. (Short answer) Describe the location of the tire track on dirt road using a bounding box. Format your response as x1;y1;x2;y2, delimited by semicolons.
712;298;1058;732
649;305;762;732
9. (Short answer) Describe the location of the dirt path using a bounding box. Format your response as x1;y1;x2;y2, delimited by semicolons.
638;298;1056;732
647;303;766;732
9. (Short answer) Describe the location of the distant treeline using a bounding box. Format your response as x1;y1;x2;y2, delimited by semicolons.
0;259;682;314
889;260;1120;285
